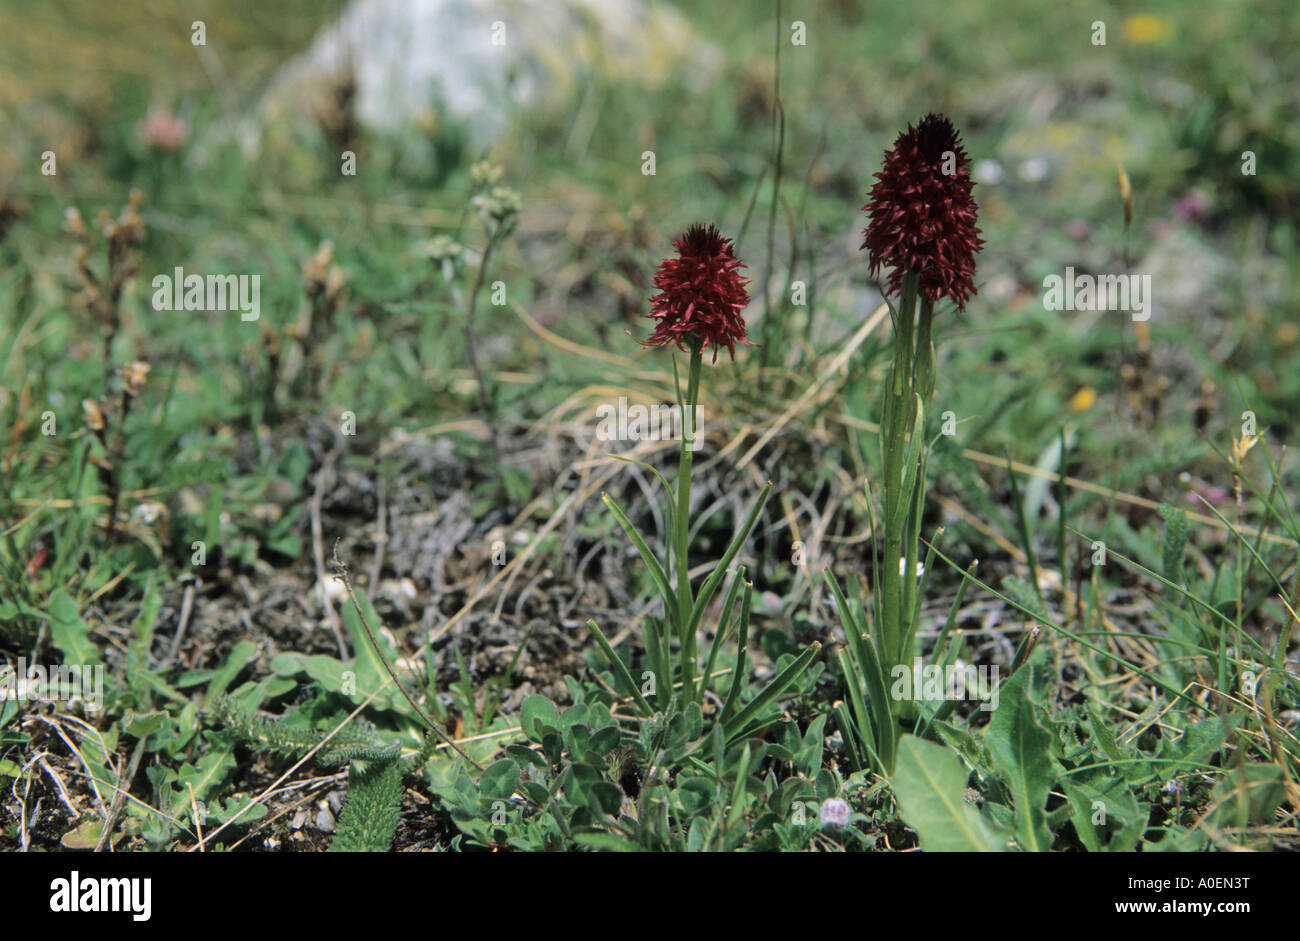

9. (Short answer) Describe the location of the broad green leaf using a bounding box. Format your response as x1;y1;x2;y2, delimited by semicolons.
1159;715;1232;765
480;759;521;801
1087;704;1126;762
589;781;623;815
61;819;105;850
123;711;166;739
271;652;350;693
572;831;638;852
1206;764;1286;830
891;736;1004;852
687;817;707;852
1124;715;1234;787
563;762;602;808
270;651;398;712
205;795;269;825
171;747;236;813
985;658;1059;851
506;745;547;770
558;703;590;731
1061;772;1144;852
796;714;827;778
520;694;560;742
47;591;100;665
933;720;995;777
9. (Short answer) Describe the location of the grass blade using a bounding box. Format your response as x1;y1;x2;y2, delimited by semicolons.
587;618;655;716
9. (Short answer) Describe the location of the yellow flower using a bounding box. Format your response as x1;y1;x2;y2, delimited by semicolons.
1123;15;1173;45
1068;387;1097;412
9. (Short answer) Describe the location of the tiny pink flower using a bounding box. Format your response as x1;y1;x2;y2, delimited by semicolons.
1065;219;1093;243
137;109;188;152
1173;190;1210;223
1186;484;1230;507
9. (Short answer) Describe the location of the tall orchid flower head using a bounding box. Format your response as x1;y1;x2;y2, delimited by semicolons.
644;223;751;362
861;113;984;311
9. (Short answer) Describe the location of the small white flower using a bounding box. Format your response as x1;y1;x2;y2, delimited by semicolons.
1018;157;1049;182
820;798;851;828
899;558;925;577
973;159;1004;184
131;501;165;525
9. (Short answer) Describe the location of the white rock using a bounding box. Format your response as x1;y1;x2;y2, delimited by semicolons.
232;0;721;153
318;576;349;604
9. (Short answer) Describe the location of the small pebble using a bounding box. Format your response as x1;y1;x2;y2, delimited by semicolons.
315;804;336;834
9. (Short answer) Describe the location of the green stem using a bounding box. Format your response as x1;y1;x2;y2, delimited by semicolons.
881;273;919;677
465;236;500;463
900;299;935;666
914;299;935;405
675;340;704;702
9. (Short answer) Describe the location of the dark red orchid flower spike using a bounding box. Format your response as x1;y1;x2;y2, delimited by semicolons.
861;113;984;311
644;223;751;362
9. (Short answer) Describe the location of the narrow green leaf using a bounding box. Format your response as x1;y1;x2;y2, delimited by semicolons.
687;482;773;636
1005;452;1043;606
586;619;655;716
602;493;675;620
205;641;258;703
719;580;753;723
891;395;925;534
724;642;820;742
836;649;875;769
702;566;746;692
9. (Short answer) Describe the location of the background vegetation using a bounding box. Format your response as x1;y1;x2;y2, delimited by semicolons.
1;0;1297;851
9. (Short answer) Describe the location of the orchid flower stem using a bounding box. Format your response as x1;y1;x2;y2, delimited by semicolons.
675;340;703;702
900;298;935;669
881;272;920;711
